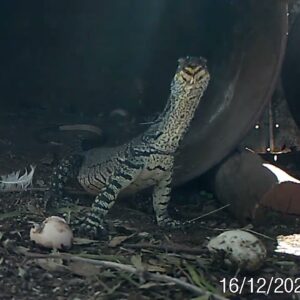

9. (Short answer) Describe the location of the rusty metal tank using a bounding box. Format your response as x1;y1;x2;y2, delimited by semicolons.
0;1;288;184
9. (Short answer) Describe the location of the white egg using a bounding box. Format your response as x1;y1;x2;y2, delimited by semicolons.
207;230;267;272
30;216;73;250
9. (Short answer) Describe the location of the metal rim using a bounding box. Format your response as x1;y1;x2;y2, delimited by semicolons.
174;1;288;185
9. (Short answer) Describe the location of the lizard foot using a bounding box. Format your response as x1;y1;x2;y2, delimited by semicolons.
158;218;182;229
77;217;108;239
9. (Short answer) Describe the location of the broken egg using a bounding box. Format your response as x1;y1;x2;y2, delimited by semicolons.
207;230;267;272
30;216;73;250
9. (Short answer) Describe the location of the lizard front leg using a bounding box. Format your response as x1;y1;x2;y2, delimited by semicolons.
79;164;143;238
44;154;83;209
152;167;181;228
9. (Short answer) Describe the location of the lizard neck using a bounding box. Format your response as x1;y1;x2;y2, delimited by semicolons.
145;81;207;153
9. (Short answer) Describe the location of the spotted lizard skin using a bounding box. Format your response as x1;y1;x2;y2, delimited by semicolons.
45;56;210;237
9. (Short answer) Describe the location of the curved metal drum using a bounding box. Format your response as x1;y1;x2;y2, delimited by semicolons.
282;11;300;128
175;1;288;184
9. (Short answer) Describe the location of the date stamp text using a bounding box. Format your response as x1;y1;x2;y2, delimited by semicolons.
220;277;300;295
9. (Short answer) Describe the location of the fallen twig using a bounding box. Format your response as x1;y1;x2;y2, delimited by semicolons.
123;242;205;255
20;250;227;299
243;228;274;241
184;204;230;225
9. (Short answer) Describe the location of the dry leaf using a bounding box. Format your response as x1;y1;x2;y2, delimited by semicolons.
131;255;144;272
139;282;174;289
67;261;100;277
146;264;166;273
108;235;131;248
73;237;98;245
36;258;67;273
17;267;26;278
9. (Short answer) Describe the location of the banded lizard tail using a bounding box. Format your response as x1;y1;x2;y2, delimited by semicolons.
45;56;210;238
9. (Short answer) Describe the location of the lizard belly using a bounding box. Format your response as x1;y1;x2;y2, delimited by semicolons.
121;167;165;195
79;166;166;196
122;152;173;195
78;147;172;196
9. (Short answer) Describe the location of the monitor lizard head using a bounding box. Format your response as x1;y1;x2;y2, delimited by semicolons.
143;56;210;152
174;56;210;91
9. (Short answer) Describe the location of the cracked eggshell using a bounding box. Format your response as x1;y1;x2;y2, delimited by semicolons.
30;216;73;250
207;230;267;272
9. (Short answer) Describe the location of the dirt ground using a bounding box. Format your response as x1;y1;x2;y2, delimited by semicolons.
0;109;299;300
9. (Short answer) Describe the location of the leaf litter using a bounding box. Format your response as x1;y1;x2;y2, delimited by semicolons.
0;115;300;300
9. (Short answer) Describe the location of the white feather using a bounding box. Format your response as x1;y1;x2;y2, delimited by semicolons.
0;165;36;191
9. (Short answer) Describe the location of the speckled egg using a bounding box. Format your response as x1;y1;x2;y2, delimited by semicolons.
207;230;267;272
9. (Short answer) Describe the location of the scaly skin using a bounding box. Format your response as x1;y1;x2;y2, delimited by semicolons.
45;56;210;238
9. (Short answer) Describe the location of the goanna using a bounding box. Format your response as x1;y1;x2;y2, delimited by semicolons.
45;56;210;237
